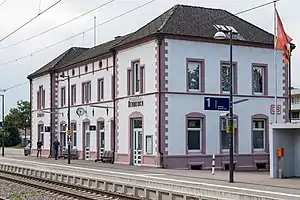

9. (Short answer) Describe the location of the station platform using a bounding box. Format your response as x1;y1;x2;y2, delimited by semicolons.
3;154;300;199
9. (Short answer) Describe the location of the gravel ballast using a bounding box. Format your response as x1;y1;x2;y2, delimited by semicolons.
0;179;70;200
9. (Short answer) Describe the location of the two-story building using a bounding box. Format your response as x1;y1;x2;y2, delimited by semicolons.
28;4;288;170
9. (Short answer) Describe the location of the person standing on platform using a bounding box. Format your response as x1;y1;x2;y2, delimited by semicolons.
36;139;43;158
53;137;60;160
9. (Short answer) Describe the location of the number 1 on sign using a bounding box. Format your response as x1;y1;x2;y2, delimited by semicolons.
206;98;210;107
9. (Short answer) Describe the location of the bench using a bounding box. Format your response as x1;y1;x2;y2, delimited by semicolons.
60;148;78;159
95;150;114;163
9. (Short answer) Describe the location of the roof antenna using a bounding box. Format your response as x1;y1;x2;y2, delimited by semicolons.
93;16;96;48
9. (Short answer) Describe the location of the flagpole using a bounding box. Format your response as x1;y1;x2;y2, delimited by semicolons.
274;1;278;123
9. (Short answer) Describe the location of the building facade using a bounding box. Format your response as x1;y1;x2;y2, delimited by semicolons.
28;4;289;170
291;88;300;122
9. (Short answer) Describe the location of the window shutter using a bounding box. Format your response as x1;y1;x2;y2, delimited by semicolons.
140;66;144;93
101;80;104;100
42;90;45;108
37;91;40;109
127;69;131;95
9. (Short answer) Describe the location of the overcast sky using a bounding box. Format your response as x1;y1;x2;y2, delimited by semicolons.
0;0;297;116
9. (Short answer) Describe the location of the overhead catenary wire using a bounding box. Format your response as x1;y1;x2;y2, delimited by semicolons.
0;82;28;92
0;0;62;44
0;0;156;69
0;0;115;50
0;0;8;8
0;0;278;69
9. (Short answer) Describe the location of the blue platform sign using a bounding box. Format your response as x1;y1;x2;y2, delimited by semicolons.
204;97;229;111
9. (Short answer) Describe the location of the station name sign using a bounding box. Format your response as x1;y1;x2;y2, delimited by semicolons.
128;97;144;108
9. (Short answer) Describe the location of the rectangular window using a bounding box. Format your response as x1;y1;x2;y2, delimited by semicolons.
221;118;236;151
187;62;201;91
252;66;265;94
71;123;77;147
61;87;66;107
252;120;265;150
140;66;144;94
82;81;91;103
291;112;300;119
187;119;202;151
71;85;76;105
37;86;44;109
98;79;104;101
221;63;235;93
133;61;140;93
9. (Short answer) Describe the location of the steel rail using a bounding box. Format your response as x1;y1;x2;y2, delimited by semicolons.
0;169;145;200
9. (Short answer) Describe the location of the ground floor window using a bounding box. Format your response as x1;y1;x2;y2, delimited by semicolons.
187;118;202;151
71;123;77;147
220;118;236;152
252;120;265;150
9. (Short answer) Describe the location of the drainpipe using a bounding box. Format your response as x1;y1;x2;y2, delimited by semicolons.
157;35;164;168
110;48;116;164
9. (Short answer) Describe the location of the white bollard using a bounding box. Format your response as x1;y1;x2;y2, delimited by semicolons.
212;154;215;175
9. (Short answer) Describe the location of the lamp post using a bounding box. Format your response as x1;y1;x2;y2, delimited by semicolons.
214;29;234;183
58;74;71;164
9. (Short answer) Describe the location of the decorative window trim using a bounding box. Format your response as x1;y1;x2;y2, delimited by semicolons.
186;58;205;93
71;84;76;106
60;86;66;107
251;114;269;153
82;81;91;104
98;78;104;101
220;61;238;94
251;63;268;96
185;112;206;154
219;115;238;154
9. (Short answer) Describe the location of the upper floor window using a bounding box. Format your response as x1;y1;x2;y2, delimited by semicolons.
37;86;45;109
98;78;104;101
99;60;103;68
71;85;76;105
187;119;202;151
72;69;75;76
252;120;265;151
85;65;88;72
252;65;266;95
60;87;66;107
133;61;140;93
221;63;236;94
82;81;91;104
128;60;144;95
187;61;201;92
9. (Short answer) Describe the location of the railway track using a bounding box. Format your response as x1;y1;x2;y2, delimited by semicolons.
0;169;145;200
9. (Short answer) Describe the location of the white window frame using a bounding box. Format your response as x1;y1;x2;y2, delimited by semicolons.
187;62;201;92
252;120;265;151
71;85;76;105
253;66;264;95
61;87;66;107
187;118;202;152
133;62;140;94
98;79;104;101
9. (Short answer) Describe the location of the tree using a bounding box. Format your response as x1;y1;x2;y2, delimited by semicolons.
3;100;30;146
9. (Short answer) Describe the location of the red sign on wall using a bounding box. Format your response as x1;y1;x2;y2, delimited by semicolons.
270;104;281;115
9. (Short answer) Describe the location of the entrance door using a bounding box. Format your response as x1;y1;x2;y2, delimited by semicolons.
133;119;142;166
97;121;105;159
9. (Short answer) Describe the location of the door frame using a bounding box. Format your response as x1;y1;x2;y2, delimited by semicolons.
82;119;90;160
128;112;143;165
96;119;105;159
133;127;142;166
